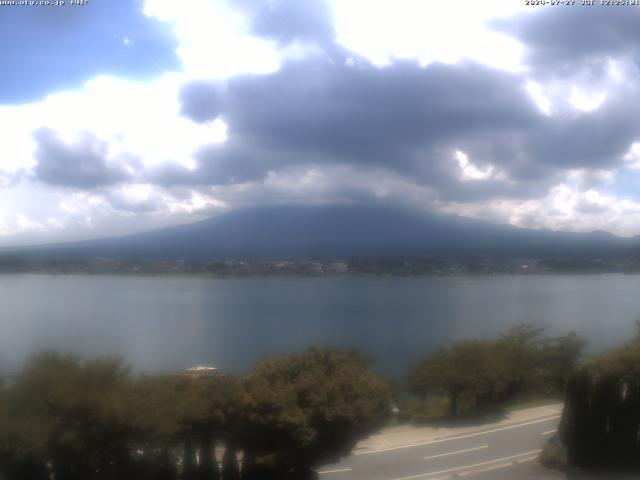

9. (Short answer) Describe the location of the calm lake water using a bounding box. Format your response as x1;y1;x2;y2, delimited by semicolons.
0;274;637;377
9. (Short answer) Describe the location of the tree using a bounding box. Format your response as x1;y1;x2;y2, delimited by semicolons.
540;332;587;395
493;325;546;400
166;374;240;480
126;376;183;480
559;333;640;471
3;353;140;480
238;348;390;478
408;340;506;417
408;326;586;418
1;348;390;480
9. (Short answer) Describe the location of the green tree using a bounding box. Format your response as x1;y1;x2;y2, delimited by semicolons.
408;326;586;419
238;348;390;478
494;325;545;400
3;353;140;480
540;332;587;394
167;373;241;480
126;375;184;480
408;340;505;417
0;347;394;479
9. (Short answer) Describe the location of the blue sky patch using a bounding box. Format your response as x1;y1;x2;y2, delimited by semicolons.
0;0;179;104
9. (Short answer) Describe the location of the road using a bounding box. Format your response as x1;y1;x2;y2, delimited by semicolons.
316;413;561;480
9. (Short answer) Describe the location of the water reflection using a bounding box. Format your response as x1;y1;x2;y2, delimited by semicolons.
0;274;637;376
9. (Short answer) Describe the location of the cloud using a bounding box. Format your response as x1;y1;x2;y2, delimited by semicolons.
527;94;640;170
435;182;640;236
145;40;638;213
178;80;221;123
6;0;640;244
170;58;545;199
0;0;178;104
104;185;165;214
328;0;528;70
144;0;283;79
147;139;283;186
33;128;135;189
167;41;640;208
497;6;640;77
242;0;335;46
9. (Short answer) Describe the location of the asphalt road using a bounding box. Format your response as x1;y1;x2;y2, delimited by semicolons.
316;413;561;480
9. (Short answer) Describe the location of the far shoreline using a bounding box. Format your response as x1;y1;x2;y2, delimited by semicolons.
4;252;640;277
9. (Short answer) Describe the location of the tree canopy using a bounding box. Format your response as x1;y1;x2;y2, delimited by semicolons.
0;348;391;480
408;326;585;417
239;348;391;477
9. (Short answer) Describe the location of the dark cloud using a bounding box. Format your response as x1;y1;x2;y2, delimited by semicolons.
192;141;282;184
25;0;640;212
171;57;545;199
223;58;536;159
496;6;640;76
33;128;133;189
236;0;334;46
178;81;221;123
170;50;640;203
528;98;640;169
147;140;282;186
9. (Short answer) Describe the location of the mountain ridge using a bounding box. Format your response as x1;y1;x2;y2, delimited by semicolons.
2;205;637;260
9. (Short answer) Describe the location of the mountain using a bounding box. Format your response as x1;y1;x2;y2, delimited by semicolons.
4;205;639;260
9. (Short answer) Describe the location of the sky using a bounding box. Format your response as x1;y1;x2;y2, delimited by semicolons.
2;0;640;246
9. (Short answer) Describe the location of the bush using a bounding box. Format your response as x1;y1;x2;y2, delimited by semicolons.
539;436;568;471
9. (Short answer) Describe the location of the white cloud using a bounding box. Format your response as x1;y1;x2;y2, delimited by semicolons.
455;150;493;181
623;142;640;170
15;214;46;233
329;0;529;71
144;0;282;78
525;80;552;116
439;182;640;237
0;104;39;173
166;190;228;214
0;73;228;186
569;86;606;113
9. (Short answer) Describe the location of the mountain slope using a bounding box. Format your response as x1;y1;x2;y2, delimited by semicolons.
7;205;638;260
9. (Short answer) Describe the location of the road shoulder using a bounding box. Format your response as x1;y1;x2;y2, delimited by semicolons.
355;403;563;453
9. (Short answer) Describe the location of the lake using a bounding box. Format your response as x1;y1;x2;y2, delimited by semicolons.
0;274;637;377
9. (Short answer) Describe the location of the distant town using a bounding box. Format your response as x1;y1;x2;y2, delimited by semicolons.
2;255;640;276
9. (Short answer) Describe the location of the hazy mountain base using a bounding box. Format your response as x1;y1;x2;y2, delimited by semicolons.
3;206;638;262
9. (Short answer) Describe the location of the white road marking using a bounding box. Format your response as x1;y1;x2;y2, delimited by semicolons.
456;462;514;477
457;454;539;476
317;467;352;475
389;449;542;480
355;415;560;455
423;445;488;460
542;429;557;435
516;455;539;463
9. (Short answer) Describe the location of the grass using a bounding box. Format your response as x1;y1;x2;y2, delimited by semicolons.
505;396;563;412
390;393;563;427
